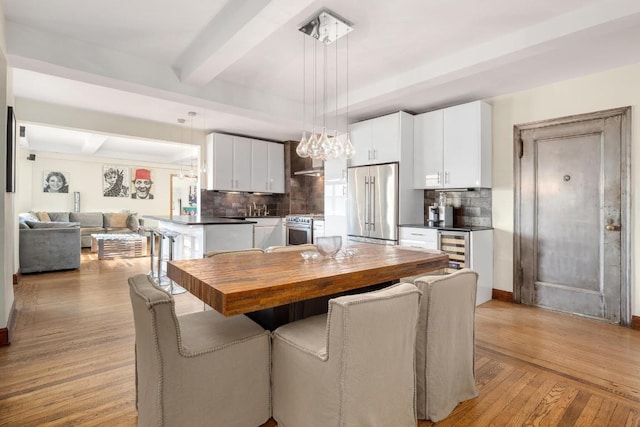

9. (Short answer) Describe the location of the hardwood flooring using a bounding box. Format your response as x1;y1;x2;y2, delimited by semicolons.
1;252;639;426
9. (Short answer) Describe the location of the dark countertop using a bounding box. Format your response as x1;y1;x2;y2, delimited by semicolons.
399;224;493;232
143;215;258;225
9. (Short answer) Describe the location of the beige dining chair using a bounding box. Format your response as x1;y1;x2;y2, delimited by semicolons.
271;282;421;427
204;247;264;258
264;243;317;253
397;246;447;282
412;268;479;422
128;274;271;427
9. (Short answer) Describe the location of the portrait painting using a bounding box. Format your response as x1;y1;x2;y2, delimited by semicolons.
131;168;154;200
103;165;130;197
43;170;70;193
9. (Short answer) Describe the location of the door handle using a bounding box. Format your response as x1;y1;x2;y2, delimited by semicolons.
364;177;370;229
370;175;375;231
605;218;621;231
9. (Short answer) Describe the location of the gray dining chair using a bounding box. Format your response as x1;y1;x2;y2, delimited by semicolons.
128;274;271;427
204;247;264;258
412;268;479;421
264;243;317;253
271;282;421;427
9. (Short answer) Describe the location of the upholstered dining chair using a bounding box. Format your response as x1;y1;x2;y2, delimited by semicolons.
204;247;264;258
271;282;421;427
412;269;479;422
264;243;317;253
397;246;447;283
128;274;271;427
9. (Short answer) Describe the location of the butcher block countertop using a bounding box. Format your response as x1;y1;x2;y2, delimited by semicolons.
167;243;449;316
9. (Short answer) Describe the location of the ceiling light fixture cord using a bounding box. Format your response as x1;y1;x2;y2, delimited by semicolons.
296;9;354;160
296;33;309;158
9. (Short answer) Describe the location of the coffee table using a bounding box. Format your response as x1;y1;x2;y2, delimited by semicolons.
91;233;147;260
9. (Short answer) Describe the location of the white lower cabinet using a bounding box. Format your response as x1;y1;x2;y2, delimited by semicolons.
399;226;494;305
398;227;438;250
253;218;284;249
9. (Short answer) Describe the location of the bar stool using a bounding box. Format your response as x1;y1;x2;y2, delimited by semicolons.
165;230;187;295
154;228;171;288
140;226;158;280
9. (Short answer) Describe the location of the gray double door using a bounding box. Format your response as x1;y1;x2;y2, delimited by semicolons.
514;107;630;325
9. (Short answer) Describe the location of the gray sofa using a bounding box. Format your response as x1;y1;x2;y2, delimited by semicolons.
19;222;81;273
18;211;141;274
22;211;140;248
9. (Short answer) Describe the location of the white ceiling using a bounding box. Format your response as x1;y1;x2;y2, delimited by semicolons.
4;0;640;163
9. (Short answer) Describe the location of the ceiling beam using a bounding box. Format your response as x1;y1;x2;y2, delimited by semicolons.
80;134;108;155
174;0;315;86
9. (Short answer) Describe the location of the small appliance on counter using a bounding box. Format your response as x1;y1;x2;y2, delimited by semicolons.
428;204;439;226
437;205;453;227
431;191;453;227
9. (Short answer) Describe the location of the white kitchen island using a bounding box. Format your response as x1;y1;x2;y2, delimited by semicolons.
144;215;256;259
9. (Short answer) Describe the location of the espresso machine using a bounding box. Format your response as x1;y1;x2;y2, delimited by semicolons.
428;192;453;227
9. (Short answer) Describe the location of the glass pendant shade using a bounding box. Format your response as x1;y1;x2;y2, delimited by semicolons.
296;131;309;158
329;131;344;159
344;132;355;159
308;131;319;157
318;127;333;160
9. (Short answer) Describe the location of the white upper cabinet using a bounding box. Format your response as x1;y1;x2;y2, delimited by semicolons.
232;136;252;191
251;140;269;192
207;133;234;191
349;111;412;166
414;100;492;189
206;133;251;191
413;109;444;188
267;142;285;193
208;132;284;193
251;141;284;193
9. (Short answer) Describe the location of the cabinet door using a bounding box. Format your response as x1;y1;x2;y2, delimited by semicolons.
371;113;399;164
208;133;234;191
443;102;481;188
251;140;269;192
413;110;444;188
348;120;372;167
267;142;285;193
233;136;252;191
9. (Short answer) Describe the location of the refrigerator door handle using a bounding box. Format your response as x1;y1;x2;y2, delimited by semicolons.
370;175;375;231
364;176;370;230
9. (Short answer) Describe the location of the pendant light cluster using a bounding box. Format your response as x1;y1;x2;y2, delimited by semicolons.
296;9;354;161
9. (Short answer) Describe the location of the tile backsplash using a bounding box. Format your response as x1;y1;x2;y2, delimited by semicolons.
424;188;492;227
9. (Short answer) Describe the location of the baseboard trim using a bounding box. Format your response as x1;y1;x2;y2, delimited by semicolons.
492;289;514;303
0;300;17;346
632;316;640;331
13;269;21;284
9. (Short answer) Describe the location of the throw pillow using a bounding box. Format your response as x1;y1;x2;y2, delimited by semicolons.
25;221;80;229
126;214;140;232
19;212;39;223
48;212;71;222
106;213;128;228
36;212;51;222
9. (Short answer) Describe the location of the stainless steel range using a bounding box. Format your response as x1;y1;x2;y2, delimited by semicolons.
285;214;324;245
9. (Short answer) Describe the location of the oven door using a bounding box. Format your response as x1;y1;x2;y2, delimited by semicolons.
286;224;312;245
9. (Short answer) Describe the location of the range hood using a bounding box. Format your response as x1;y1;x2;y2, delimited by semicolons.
293;158;324;176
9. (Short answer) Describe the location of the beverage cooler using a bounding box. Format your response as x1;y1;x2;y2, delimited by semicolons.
438;230;469;272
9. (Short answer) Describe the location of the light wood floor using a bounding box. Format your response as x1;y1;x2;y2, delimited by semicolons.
1;252;639;426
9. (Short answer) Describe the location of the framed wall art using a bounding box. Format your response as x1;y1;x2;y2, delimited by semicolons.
103;165;130;197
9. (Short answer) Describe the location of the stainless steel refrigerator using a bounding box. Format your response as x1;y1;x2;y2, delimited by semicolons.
347;162;399;245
